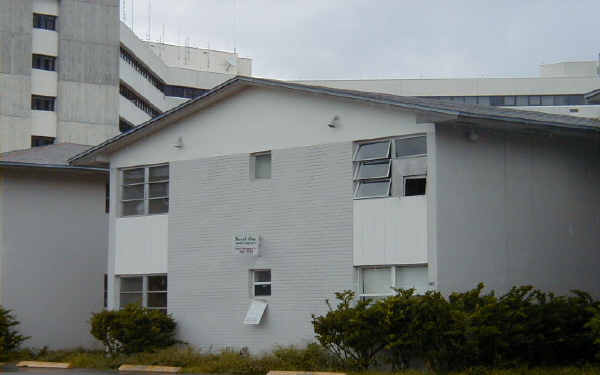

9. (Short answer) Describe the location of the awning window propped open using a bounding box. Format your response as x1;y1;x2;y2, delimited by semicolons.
244;299;268;325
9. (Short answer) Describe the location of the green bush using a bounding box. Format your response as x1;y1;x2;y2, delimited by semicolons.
0;306;29;360
90;304;177;354
312;291;388;370
312;284;600;371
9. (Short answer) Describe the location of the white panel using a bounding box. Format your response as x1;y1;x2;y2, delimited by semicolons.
119;95;151;126
31;69;57;97
32;0;59;15
32;29;58;57
31;110;57;137
354;196;427;266
115;214;168;275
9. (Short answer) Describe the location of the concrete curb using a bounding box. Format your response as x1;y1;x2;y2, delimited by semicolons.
267;372;347;375
16;361;72;369
118;365;182;373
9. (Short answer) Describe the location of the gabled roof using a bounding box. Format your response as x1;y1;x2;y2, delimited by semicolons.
69;76;600;165
1;143;107;172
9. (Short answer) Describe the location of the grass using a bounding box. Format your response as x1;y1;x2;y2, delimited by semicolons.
4;345;600;375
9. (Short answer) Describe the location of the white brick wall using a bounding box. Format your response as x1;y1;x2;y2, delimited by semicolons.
168;142;354;352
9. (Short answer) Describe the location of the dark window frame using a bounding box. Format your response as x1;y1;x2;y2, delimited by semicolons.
31;95;56;111
33;13;57;30
31;136;55;147
32;54;57;71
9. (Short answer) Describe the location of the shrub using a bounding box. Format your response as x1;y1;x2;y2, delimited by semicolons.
312;291;388;370
312;284;600;371
90;304;177;354
0;306;29;360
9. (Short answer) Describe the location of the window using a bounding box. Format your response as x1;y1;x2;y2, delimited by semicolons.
516;96;528;106
119;118;135;133
427;95;591;107
33;13;57;30
104;274;108;308
105;182;110;213
353;140;391;199
357;265;429;300
31;136;55;147
119;84;161;118
251;270;271;297
32;54;56;71
404;175;427;196
120;47;165;92
251;152;271;179
353;136;427;199
528;96;541;106
31;95;55;111
395;136;427;158
541;96;554;106
119;275;167;312
121;165;169;217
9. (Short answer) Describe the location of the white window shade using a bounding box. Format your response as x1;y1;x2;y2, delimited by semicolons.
395;265;429;294
361;267;392;295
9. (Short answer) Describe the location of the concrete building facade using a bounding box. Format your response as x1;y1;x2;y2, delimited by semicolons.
0;0;252;153
72;77;600;352
0;0;120;153
0;144;108;348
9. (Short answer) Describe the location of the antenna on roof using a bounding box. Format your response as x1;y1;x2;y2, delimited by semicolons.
131;0;135;34
146;0;151;41
122;0;127;23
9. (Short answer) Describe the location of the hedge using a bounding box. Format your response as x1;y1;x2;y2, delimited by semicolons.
312;284;600;371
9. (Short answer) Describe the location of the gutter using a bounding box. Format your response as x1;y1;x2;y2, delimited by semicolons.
0;161;108;173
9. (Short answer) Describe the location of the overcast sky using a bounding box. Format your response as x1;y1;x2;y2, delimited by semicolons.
121;0;600;80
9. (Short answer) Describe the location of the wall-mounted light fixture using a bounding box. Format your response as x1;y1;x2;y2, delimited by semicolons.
467;129;479;142
328;115;340;128
174;136;184;149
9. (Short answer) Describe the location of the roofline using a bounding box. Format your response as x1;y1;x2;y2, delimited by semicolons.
585;88;600;99
69;76;600;164
0;161;108;173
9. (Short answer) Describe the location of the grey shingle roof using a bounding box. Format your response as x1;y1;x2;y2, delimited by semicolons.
69;76;600;164
1;143;107;172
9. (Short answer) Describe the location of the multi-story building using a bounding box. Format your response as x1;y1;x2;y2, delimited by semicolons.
71;76;600;353
0;0;251;153
118;22;251;131
298;60;600;119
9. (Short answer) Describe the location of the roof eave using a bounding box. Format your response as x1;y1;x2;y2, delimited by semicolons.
0;161;108;173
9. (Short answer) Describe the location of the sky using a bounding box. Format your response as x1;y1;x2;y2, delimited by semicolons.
121;0;600;80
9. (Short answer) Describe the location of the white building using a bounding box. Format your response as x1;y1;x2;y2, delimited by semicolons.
0;144;108;348
71;77;600;352
0;0;251;153
298;61;600;119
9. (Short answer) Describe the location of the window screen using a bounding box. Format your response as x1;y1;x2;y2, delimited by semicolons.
361;267;392;295
121;165;169;217
252;270;271;296
253;152;271;179
355;141;391;161
395;136;427;158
